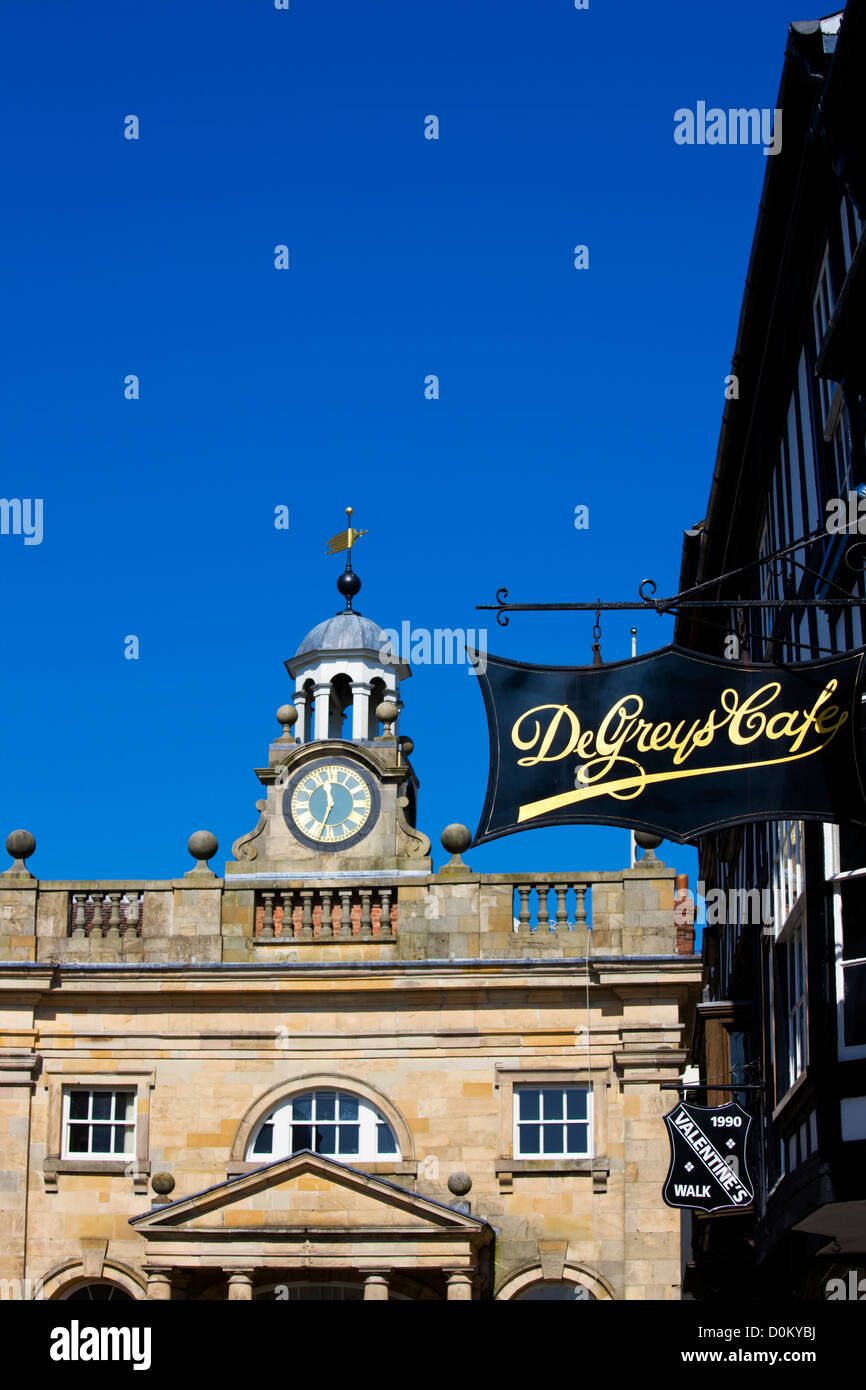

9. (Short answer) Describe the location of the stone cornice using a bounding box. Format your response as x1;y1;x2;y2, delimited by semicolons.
0;1050;40;1083
0;957;703;1003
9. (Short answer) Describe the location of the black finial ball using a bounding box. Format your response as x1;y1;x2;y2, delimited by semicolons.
337;569;361;602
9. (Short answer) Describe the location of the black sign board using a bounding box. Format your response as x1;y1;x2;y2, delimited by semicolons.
662;1101;754;1213
469;644;866;844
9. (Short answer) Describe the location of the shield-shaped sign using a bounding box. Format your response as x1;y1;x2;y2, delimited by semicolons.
662;1100;754;1213
468;644;866;845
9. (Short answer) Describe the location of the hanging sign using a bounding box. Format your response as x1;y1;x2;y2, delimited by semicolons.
469;644;866;844
662;1100;754;1213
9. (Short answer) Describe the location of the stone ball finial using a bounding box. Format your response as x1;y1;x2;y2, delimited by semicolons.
634;830;663;865
188;830;218;865
441;824;471;855
376;700;399;735
151;1172;175;1196
6;830;36;863
440;824;472;873
399;736;414;757
276;704;298;735
447;1171;472;1196
634;831;663;850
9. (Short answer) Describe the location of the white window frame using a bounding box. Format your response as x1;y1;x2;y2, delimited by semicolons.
62;1087;136;1160
758;517;773;649
796;349;819;532
840;193;863;275
825;824;866;1062
812;246;836;428
246;1089;399;1163
828;398;855;501
513;1083;592;1159
786;393;805;544
771;820;805;932
783;916;808;1092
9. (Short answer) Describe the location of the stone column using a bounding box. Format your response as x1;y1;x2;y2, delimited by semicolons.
351;682;373;739
294;688;308;742
445;1271;474;1301
363;1273;390;1300
226;1269;255;1301
620;1060;684;1299
0;1053;38;1292
313;683;332;741
144;1266;174;1300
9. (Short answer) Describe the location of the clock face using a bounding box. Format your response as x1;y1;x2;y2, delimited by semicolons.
283;760;380;850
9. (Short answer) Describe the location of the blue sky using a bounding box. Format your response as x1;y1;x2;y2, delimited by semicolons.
0;0;813;888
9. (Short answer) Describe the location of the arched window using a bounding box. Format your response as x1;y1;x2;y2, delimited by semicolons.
301;679;315;742
329;674;353;739
512;1281;596;1301
246;1089;400;1162
369;677;387;737
58;1282;136;1302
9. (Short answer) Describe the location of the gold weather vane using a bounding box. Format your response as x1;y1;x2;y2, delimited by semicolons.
326;506;368;555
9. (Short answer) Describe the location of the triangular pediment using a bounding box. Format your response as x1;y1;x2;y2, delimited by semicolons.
131;1151;487;1236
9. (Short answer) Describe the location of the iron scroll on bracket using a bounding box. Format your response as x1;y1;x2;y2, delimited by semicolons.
479;529;866;625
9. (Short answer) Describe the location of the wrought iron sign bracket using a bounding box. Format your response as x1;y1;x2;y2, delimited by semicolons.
478;529;866;626
479;585;866;627
660;1083;767;1094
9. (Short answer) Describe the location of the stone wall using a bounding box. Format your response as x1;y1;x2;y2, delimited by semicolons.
0;953;700;1300
0;860;691;966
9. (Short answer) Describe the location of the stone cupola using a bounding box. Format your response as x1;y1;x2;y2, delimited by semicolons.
227;514;431;875
285;507;410;745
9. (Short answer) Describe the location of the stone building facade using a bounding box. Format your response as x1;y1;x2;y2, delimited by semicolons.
0;580;699;1301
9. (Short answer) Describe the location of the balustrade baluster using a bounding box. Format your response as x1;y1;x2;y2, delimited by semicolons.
90;895;104;940
554;885;568;931
277;889;292;938
320;889;333;939
124;894;140;938
574;884;587;929
360;889;373;940
71;894;87;939
379;888;394;938
106;893;122;943
537;884;550;931
517;885;532;932
338;890;352;939
300;891;314;939
261;891;275;939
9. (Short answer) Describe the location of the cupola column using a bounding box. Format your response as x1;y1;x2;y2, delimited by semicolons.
313;682;332;741
351;682;373;740
294;687;308;743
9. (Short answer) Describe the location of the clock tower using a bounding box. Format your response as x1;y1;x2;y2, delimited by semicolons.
227;516;432;877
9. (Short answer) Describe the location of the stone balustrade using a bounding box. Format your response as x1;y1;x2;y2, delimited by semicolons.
69;891;144;940
254;886;397;941
0;857;692;963
512;880;591;932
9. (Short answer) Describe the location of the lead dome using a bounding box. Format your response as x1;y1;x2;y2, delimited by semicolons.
294;611;387;659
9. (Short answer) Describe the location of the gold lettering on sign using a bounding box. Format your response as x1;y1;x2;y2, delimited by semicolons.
511;704;581;765
513;680;848;823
